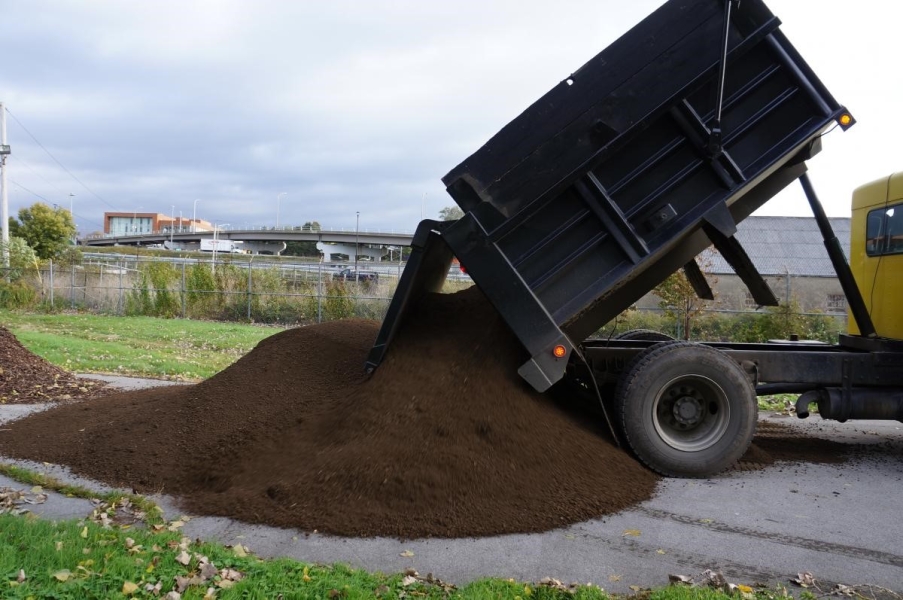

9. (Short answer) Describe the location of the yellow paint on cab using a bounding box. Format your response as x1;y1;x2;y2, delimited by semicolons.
848;172;903;339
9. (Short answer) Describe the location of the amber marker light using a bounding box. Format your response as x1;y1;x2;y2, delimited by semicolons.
836;112;855;130
553;345;567;358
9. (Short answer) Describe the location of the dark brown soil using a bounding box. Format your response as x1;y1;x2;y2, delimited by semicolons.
0;288;659;538
735;420;850;471
0;289;855;538
0;326;105;404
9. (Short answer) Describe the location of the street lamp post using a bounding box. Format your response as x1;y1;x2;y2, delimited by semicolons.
276;192;286;229
211;223;230;274
192;199;200;233
170;205;175;247
355;211;360;276
132;207;143;234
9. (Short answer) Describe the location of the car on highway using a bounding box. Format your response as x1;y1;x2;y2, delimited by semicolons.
332;268;379;282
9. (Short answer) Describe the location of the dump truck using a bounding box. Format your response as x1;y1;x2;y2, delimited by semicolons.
367;0;903;477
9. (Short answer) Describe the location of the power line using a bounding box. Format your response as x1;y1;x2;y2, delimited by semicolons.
7;154;68;197
10;179;50;203
9;179;105;230
3;106;119;210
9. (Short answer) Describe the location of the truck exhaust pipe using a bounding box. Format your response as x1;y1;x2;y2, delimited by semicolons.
796;388;903;421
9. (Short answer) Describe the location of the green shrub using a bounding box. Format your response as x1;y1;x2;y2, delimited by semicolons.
125;261;180;317
0;280;39;309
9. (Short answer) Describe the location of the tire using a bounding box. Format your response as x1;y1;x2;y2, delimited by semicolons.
615;341;756;478
614;329;674;342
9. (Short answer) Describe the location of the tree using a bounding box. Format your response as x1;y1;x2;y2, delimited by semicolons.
283;221;322;257
10;203;76;260
438;206;464;221
653;256;717;340
0;237;39;281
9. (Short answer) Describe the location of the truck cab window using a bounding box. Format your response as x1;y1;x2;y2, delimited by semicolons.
866;204;903;256
886;207;903;254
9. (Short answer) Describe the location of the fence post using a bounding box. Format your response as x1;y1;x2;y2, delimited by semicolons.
70;264;75;308
317;261;323;323
246;258;253;320
181;262;186;318
49;259;54;309
118;261;123;314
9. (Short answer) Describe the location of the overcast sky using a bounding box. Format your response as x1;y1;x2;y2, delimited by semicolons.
1;0;899;235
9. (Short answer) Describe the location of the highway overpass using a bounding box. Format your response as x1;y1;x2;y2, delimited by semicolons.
81;227;415;256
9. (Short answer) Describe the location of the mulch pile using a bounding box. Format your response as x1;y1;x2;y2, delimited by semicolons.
0;288;659;538
0;326;104;404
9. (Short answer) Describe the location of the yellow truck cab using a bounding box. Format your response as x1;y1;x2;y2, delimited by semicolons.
848;172;903;339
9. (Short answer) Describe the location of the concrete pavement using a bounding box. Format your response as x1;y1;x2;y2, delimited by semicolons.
1;378;901;594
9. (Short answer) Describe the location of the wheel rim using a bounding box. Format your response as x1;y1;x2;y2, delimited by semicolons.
651;374;730;452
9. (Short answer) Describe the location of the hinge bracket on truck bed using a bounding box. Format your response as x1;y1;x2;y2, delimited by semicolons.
702;202;779;306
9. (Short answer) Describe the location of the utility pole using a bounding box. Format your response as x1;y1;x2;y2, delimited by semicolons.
69;193;76;244
1;102;10;271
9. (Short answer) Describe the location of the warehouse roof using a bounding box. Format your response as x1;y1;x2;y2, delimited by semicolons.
704;216;850;278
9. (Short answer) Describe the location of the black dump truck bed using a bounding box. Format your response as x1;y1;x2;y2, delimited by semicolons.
368;0;852;392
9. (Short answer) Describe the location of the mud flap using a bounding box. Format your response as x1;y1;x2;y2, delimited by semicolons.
365;219;455;373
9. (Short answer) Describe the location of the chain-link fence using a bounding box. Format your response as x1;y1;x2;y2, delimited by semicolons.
1;252;846;340
5;254;419;324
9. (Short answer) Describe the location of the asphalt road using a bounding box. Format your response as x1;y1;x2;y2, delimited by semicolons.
1;379;901;594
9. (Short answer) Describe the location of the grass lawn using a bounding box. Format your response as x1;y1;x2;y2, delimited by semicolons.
0;314;810;598
0;511;785;600
0;312;282;380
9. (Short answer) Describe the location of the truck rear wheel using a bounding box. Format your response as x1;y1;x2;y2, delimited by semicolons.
615;342;755;477
614;329;674;342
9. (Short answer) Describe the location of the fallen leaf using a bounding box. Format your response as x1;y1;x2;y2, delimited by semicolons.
791;572;816;588
232;544;248;558
216;580;235;589
122;581;139;595
219;568;244;582
629;585;643;592
55;541;63;551
175;550;191;566
622;529;641;537
204;587;216;600
402;576;417;586
30;486;43;494
145;582;163;594
609;575;621;582
16;570;25;583
668;574;692;585
399;550;415;558
656;549;666;555
164;592;182;600
167;520;186;532
53;569;72;582
80;526;88;539
701;570;727;588
199;562;218;581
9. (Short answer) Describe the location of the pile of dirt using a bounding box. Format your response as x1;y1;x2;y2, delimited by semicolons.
0;288;856;538
735;420;850;471
0;326;104;404
0;288;659;538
